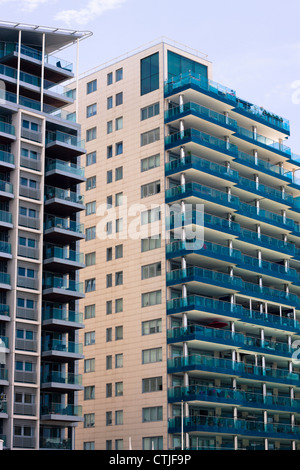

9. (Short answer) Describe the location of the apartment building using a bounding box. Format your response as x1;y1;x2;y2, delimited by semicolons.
74;39;300;451
0;21;90;450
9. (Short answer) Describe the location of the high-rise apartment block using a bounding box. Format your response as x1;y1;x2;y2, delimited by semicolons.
74;39;300;451
0;21;90;450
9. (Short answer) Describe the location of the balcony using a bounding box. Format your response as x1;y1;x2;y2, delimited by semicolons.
18;213;40;230
39;436;72;450
40;371;83;391
42;275;84;301
0;120;15;142
17;275;39;291
237;201;295;231
14;369;37;384
166;211;240;237
165;154;239;183
44;186;84;216
165;102;238;132
18;244;39;260
0;368;8;385
45;158;85;187
236;176;293;206
166;295;300;333
0;149;15;171
168;385;300;413
240;281;300;308
166;267;243;294
0;272;11;289
42;308;84;331
166;239;241;265
19;184;40;201
165;128;238;158
0;210;12;229
0;304;9;321
40;404;83;422
234;126;291;158
234;99;290;135
164;72;237;106
45;130;85;159
239;227;295;256
0;180;13;200
44;216;84;243
41;338;84;361
238;254;298;282
15;336;38;353
165;182;239;210
0;241;12;260
234;150;292;183
43;245;85;272
169;415;300;439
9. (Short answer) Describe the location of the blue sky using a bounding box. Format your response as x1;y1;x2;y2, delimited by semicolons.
1;0;300;151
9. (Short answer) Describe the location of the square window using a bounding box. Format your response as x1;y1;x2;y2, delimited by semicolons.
87;79;97;94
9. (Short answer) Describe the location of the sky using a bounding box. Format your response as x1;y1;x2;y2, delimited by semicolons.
1;0;300;151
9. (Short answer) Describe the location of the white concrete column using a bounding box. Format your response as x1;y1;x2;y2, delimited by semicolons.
253;125;257;140
16;29;22;105
254;149;258;165
41;32;45;111
180;146;185;161
179;94;184;112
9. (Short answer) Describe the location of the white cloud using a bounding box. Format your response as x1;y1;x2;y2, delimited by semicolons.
55;0;126;26
0;0;49;12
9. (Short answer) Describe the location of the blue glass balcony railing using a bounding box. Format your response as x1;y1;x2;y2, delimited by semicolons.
164;72;237;104
165;128;238;157
166;211;240;236
165;102;238;130
234;99;290;133
0;369;8;381
165;183;239;209
42;275;83;294
44;246;84;264
44;216;84;234
41;339;83;355
0;304;9;317
235;126;291;156
237;176;293;206
239;254;298;281
0;150;14;165
0;336;8;348
40;404;82;416
46;130;84;149
166;239;241;262
168;385;300;412
0;241;11;255
241;281;300;307
167;325;292;357
40;370;82;386
42;308;83;324
44;186;84;205
166;267;243;290
234;150;292;180
0;180;13;195
0;272;10;285
45;159;85;177
166;295;300;333
0;210;12;224
165;154;239;181
239;228;296;256
237;202;295;230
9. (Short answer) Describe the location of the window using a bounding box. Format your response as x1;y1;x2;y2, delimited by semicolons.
87;79;97;94
142;406;163;422
116;92;123;106
86;226;96;241
107;72;113;85
66;88;76;99
115;326;123;340
115;117;123;131
106;355;112;370
141;128;160;146
107;120;113;134
86;151;96;166
84;442;95;450
85;304;95;319
116;68;123;81
85;331;95;346
86;201;96;216
142;376;163;393
106;247;113;261
107;170;113;184
107;195;113;209
107;145;113;159
143;436;163;450
141;102;160;121
116;218;123;233
141;234;161;252
115;298;123;313
115;353;123;368
106;440;112;450
86;127;97;142
115;271;123;285
84;358;95;373
141;154;160;172
141;207;161;225
141;180;160;198
142;319;162;336
142;347;162;364
85;278;96;293
115;141;123;155
84;386;95;400
142;262;161;280
115;410;123;425
87;103;97;118
86;252;96;266
106;221;112;235
167;50;208;80
106;411;112;426
115;244;123;259
142;290;162;307
106;328;112;342
86;176;96;191
141;52;159;95
107;96;113;109
115;382;123;397
115;439;123;450
115;192;123;207
106;300;112;315
106;383;112;397
115;166;123;181
106;274;112;288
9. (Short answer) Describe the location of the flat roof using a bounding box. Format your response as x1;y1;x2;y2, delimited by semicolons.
0;20;92;54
